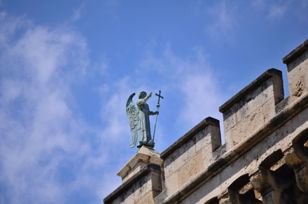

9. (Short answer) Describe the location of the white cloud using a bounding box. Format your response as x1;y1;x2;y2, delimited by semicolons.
267;2;288;20
251;0;265;9
0;12;106;204
138;46;224;131
180;73;222;125
72;7;82;22
207;0;238;41
250;0;308;22
100;77;133;142
70;2;87;23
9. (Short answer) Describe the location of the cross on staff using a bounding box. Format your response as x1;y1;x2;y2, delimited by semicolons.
155;90;164;108
152;90;164;140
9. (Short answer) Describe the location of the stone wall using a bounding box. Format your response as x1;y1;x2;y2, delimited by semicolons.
219;69;284;150
161;118;221;197
104;39;308;204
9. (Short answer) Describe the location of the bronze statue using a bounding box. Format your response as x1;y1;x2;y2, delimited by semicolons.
126;91;163;148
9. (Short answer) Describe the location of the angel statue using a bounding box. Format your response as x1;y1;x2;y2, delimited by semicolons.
126;91;161;148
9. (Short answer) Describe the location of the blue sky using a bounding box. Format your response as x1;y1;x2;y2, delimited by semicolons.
0;0;307;203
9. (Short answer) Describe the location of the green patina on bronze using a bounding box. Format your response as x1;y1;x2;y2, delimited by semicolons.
126;91;163;148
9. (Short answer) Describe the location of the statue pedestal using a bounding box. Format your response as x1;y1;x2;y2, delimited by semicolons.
117;146;163;183
104;146;163;204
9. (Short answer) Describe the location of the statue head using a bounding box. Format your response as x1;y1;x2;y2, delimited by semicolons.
138;91;147;99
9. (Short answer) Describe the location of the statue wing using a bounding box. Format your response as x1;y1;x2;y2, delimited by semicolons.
126;93;140;148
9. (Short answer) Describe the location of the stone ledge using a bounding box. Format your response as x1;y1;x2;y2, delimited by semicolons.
162;93;308;204
117;146;162;182
103;164;160;204
161;117;220;159
219;68;283;113
283;39;308;65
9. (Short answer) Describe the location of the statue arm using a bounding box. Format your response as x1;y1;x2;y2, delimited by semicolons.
144;92;152;101
137;92;152;105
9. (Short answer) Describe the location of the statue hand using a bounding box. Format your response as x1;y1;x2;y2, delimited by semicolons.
155;111;159;115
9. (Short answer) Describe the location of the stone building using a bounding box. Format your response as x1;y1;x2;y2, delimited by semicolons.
103;39;308;204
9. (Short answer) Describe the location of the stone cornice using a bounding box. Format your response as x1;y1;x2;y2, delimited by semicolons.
104;164;160;204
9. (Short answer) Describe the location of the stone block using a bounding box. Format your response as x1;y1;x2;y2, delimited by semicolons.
219;68;284;150
161;117;221;196
283;40;308;99
177;150;203;187
117;146;162;182
135;192;154;204
104;171;153;204
104;148;163;204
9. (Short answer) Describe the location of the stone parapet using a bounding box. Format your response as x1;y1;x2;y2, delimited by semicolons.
166;101;308;204
219;68;284;150
283;40;308;101
161;117;221;197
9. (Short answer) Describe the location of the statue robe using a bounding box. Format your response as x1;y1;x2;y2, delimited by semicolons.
137;98;152;144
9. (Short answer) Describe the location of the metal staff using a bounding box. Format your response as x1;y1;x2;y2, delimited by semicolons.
152;90;164;141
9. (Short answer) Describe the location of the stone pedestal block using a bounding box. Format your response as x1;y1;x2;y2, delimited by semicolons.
117;146;162;182
104;147;163;204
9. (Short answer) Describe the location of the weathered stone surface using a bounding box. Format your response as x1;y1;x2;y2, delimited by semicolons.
228;174;261;204
219;69;284;150
175;102;308;204
105;170;152;204
283;40;308;99
104;147;163;204
117;146;162;182
161;117;221;196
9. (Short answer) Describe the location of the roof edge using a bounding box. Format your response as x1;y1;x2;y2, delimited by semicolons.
161;117;219;159
219;68;282;113
283;39;308;64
